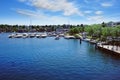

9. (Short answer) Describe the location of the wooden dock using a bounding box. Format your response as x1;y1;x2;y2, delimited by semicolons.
97;44;120;54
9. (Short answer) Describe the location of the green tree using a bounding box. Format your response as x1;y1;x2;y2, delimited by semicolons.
102;22;106;27
69;27;79;35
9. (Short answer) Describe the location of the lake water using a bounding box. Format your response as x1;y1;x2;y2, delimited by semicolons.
0;33;120;80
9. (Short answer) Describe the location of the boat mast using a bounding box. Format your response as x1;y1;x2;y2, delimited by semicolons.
29;19;32;32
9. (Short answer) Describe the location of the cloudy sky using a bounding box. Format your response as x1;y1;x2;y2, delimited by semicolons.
0;0;120;25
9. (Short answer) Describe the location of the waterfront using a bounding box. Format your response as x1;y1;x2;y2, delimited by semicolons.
0;33;120;80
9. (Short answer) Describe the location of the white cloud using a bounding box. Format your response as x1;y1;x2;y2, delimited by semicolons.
87;16;103;21
101;2;113;7
95;11;103;15
16;8;71;25
19;0;83;16
16;0;117;25
16;9;45;18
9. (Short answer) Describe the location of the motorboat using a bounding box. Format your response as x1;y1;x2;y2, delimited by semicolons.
36;34;41;38
41;33;47;38
64;36;75;39
55;35;60;40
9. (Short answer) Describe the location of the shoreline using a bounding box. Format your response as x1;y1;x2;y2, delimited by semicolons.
97;44;120;54
82;38;120;55
1;32;120;55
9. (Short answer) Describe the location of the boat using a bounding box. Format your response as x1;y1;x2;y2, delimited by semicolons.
52;33;57;36
41;33;47;38
14;33;23;38
36;34;41;38
22;33;29;38
15;35;22;38
64;36;69;39
8;34;15;38
64;36;75;39
90;40;97;44
83;38;91;42
59;34;64;37
29;33;35;38
55;35;60;40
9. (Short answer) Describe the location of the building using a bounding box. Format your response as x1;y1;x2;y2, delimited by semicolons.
107;21;120;27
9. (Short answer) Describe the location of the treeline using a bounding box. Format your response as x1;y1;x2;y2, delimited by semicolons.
85;24;120;41
0;24;84;33
69;24;120;41
0;24;55;32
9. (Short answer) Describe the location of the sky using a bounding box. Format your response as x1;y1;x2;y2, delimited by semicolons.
0;0;120;25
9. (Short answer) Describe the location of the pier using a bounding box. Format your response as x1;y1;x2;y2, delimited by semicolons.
97;44;120;54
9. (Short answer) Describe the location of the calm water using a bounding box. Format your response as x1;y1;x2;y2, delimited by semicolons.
0;33;120;80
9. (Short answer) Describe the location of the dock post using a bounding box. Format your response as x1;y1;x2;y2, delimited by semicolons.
80;38;82;44
95;43;97;49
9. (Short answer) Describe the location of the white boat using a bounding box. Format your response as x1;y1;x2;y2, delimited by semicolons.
8;34;15;38
90;40;97;44
59;34;64;37
41;33;47;38
36;34;41;38
22;33;29;38
64;36;69;39
52;33;57;36
64;36;75;39
15;34;23;38
83;38;91;42
55;35;60;40
29;33;35;38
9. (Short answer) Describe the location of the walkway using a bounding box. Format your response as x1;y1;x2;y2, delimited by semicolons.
97;44;120;54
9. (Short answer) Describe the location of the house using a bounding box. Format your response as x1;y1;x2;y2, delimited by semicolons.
107;21;120;27
56;27;69;34
55;24;70;33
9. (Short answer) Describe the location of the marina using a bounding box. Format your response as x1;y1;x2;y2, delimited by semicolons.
8;33;82;39
8;33;52;38
8;33;120;55
0;0;120;79
0;33;120;80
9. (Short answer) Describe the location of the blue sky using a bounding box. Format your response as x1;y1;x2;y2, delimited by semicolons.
0;0;120;25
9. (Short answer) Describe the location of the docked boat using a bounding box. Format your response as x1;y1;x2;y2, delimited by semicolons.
36;34;41;38
22;33;29;38
83;38;91;42
64;36;75;39
59;34;64;37
8;34;15;38
14;33;23;38
41;33;47;38
55;35;60;40
52;33;57;36
29;33;35;38
90;40;97;44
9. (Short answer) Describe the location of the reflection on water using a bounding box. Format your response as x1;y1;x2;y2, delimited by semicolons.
0;33;120;80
